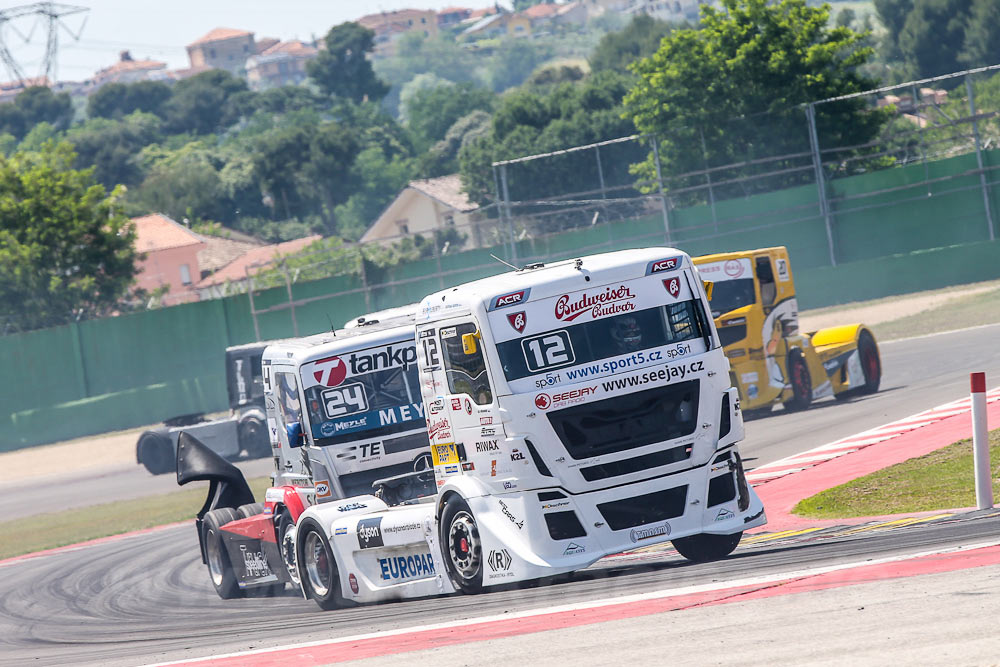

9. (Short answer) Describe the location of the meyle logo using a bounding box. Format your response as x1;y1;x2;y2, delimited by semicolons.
646;257;681;275
554;285;636;322
489;289;530;311
629;523;671;543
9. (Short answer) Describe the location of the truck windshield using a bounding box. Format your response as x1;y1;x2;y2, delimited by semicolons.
303;365;424;445
497;300;707;382
707;279;756;317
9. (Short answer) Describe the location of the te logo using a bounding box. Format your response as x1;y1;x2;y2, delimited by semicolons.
360;442;381;458
663;277;681;298
312;355;347;387
507;311;526;333
534;393;551;410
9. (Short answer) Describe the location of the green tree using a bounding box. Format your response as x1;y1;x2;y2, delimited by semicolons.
0;86;73;140
420;109;492;177
589;14;676;74
133;141;229;223
307;22;389;103
0;141;138;333
87;80;172;120
874;0;913;62
896;0;973;80
624;0;887;190
404;81;496;144
162;70;249;135
960;0;1000;69
67;112;163;188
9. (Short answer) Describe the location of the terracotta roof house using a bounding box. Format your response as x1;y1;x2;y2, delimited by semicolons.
437;6;472;26
186;27;256;74
197;235;261;277
246;40;319;90
195;235;322;299
0;76;51;104
358;9;438;56
360;175;484;248
132;214;206;306
519;2;587;27
93;50;167;86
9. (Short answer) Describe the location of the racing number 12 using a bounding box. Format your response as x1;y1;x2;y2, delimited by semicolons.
523;331;574;372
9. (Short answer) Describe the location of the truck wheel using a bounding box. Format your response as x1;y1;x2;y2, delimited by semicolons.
783;353;812;412
239;417;270;459
203;507;242;599
672;531;742;563
278;512;299;586
297;521;344;610
235;503;264;519
858;331;881;395
440;495;484;594
137;431;173;475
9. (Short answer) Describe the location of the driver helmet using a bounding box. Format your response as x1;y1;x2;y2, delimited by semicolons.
611;316;642;352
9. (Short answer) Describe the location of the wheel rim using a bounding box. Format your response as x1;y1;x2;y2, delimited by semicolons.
303;531;332;597
793;361;809;396
862;344;879;382
281;523;299;585
447;511;481;580
206;529;225;587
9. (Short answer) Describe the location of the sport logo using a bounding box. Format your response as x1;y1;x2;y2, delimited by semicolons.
507;311;527;333
554;285;635;322
646;257;681;275
490;289;530;311
312;355;348;387
534;393;551;410
663;277;681;298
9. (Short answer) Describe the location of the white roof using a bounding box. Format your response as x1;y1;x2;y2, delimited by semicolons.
263;323;414;367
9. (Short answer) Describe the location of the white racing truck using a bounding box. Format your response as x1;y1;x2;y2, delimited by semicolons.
177;309;435;598
289;248;765;609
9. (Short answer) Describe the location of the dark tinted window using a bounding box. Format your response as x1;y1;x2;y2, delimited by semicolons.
707;279;756;317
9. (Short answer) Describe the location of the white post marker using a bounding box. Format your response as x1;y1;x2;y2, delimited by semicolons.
971;372;993;510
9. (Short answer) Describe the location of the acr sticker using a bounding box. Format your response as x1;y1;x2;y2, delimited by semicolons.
488;289;531;311
645;256;682;275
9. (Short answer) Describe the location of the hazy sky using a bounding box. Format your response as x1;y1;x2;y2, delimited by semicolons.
1;1;503;82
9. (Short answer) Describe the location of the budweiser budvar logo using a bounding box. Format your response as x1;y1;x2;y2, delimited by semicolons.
554;285;636;322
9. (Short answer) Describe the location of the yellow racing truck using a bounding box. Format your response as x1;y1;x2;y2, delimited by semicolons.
693;246;880;414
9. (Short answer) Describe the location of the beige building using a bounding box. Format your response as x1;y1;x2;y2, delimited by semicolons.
361;175;482;247
132;214;206;306
186;27;257;74
246;40;319;90
358;9;439;56
93;51;167;86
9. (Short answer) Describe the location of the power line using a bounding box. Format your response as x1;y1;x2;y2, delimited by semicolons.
0;2;88;85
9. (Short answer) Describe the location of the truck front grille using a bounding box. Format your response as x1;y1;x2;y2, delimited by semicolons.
546;380;699;460
596;485;688;531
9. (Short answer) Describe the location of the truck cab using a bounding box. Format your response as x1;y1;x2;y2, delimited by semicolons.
291;248;765;610
693;246;881;413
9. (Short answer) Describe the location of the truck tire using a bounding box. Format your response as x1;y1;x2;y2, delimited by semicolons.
297;519;344;610
239;416;270;459
440;495;484;594
137;431;173;475
857;330;881;395
277;511;299;586
783;352;812;412
672;531;742;563
203;507;242;599
235;503;264;519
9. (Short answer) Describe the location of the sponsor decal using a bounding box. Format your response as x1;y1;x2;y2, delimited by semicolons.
724;259;744;278
510;448;526;462
502;480;517;490
487;548;512;572
489;289;530;311
499;499;524;529
240;544;272;578
378;553;436;581
462;461;476;471
740;372;758;384
715;508;735;522
629;523;671;543
481;427;496;437
542;501;570;510
357;517;384;548
480;416;494;425
432;443;460;466
418;328;435;339
475;440;500;453
663;277;681;298
311;355;348;387
443;464;459;475
534;393;551;410
265;488;284;503
491;460;497;477
775;257;790;282
315;480;332;499
600;359;704;392
429;398;444;414
464;399;473;415
450;398;462;411
563;542;586;555
334;527;348;536
507;311;527;333
440;327;457;339
428;417;453;442
338;502;368;512
747;384;758;399
535;386;597;410
646;256;682;275
349;573;359;594
554;285;636;322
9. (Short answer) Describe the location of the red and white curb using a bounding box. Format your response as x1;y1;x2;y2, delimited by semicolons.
747;386;1000;485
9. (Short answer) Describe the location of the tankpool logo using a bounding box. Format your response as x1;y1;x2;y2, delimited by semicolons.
378;553;435;580
311;355;348;387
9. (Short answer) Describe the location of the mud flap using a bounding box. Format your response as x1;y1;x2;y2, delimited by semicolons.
176;431;256;563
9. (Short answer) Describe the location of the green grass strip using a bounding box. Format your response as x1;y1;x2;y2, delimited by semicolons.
0;476;272;560
793;428;1000;519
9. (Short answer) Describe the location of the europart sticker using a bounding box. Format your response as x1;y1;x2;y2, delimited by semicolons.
489;288;530;311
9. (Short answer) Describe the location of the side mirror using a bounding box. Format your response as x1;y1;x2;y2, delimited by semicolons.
462;331;480;355
703;280;714;300
286;421;305;448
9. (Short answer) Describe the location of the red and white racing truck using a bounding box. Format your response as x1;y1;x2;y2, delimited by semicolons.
284;248;765;609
